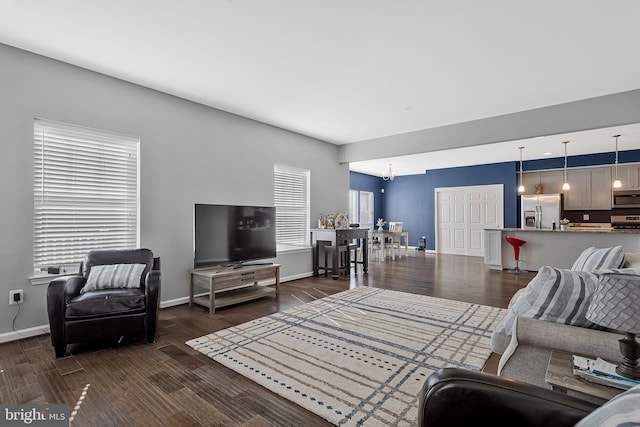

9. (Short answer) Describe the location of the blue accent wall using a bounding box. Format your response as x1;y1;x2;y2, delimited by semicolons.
524;149;640;170
350;149;640;251
383;175;429;247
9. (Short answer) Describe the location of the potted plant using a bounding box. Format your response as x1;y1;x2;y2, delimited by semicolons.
559;218;570;231
376;218;387;231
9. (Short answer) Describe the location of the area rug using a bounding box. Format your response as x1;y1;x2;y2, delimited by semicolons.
186;287;506;426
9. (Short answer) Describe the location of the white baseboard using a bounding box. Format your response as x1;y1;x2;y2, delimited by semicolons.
160;296;191;308
281;272;314;282
1;271;317;344
408;246;436;254
0;324;50;344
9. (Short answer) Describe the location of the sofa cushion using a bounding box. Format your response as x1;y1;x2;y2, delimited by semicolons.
66;288;146;319
622;253;640;268
575;383;640;426
571;246;624;272
494;266;599;338
81;263;146;294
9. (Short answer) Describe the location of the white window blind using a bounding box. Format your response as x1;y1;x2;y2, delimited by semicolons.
33;119;140;268
274;164;310;250
349;189;359;226
359;191;374;230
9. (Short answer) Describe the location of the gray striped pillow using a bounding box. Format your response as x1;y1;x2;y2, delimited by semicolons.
81;263;146;294
575;383;640;426
571;246;624;272
494;266;599;336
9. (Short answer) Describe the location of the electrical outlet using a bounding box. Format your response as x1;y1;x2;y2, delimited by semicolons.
9;289;23;305
583;213;590;221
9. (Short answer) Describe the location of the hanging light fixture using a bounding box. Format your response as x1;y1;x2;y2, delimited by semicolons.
613;134;622;189
382;163;395;181
562;141;570;191
518;146;525;193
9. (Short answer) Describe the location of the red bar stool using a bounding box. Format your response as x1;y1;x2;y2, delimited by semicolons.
505;236;527;273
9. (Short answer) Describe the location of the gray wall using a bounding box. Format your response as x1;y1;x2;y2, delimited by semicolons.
0;43;349;336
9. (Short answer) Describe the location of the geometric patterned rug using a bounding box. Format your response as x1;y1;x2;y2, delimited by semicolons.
186;287;506;426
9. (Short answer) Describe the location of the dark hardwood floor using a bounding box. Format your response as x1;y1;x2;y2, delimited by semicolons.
0;252;536;426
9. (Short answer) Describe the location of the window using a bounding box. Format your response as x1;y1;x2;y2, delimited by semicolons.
349;190;374;230
273;164;310;250
33;119;139;269
359;191;374;230
349;190;359;226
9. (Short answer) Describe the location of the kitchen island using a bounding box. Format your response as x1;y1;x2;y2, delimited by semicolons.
484;227;640;271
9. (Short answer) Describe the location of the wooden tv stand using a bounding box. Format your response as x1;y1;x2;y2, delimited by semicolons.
189;263;280;314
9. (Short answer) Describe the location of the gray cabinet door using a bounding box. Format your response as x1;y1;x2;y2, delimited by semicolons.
564;167;611;210
589;167;612;209
541;170;565;195
616;164;640;190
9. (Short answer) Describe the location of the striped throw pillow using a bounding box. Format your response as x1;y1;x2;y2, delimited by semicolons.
571;246;624;272
575;383;640;427
81;263;146;294
494;265;599;336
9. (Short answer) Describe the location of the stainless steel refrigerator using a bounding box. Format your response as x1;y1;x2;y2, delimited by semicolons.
521;194;561;230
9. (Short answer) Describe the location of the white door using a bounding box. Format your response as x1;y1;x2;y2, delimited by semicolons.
436;184;503;256
437;191;467;254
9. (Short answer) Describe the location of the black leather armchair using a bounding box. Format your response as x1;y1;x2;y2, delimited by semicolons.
47;248;161;358
419;368;601;427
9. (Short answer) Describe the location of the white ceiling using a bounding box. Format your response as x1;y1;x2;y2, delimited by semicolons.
1;0;640;175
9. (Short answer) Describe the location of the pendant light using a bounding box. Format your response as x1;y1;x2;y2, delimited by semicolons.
562;141;570;191
517;146;525;193
613;134;622;188
382;163;395;181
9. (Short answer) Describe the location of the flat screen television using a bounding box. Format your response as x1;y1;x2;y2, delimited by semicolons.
193;204;276;268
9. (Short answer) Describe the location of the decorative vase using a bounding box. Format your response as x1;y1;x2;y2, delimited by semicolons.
378;226;383;231
560;224;566;231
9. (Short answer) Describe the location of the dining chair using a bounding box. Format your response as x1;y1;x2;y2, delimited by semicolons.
388;222;403;259
368;229;384;261
388;222;403;232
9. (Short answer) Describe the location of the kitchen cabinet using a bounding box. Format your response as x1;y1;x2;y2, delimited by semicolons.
483;230;502;269
521;170;564;195
521;172;541;195
564;167;612;210
541;170;565;195
615;163;640;190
